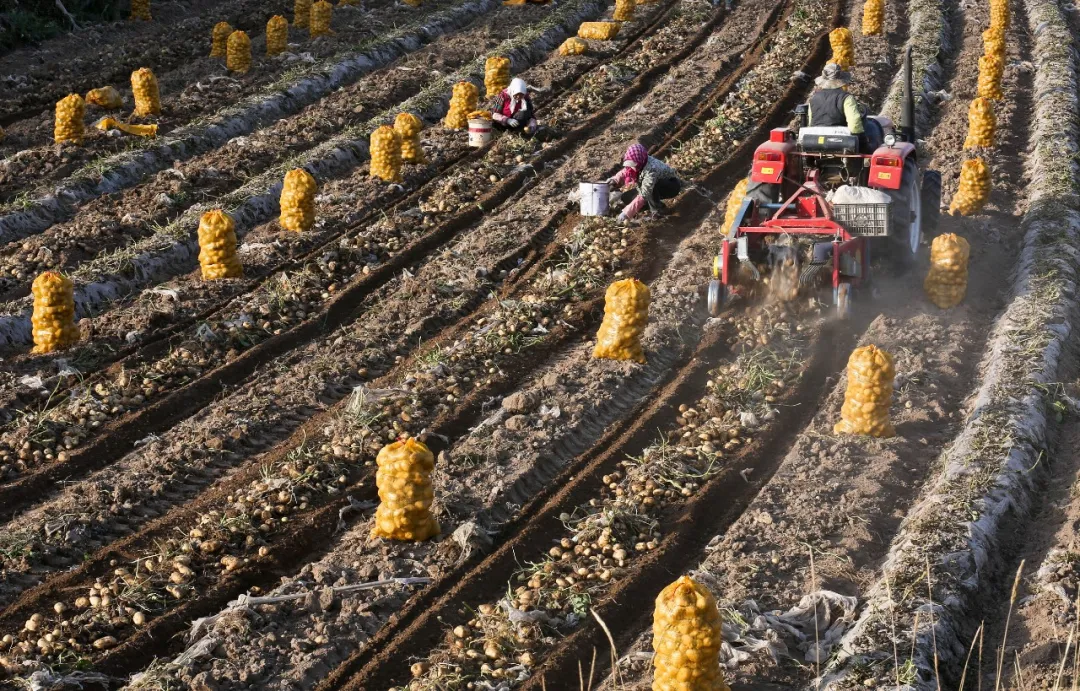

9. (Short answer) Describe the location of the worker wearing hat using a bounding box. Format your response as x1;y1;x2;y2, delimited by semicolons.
807;62;865;135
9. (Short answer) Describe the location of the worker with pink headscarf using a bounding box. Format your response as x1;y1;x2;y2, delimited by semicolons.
491;78;540;137
606;143;682;222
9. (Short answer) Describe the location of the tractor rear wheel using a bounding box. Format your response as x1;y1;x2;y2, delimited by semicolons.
921;169;942;237
890;158;922;268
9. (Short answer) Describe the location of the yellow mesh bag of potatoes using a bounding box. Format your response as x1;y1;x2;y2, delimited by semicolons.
948;158;990;216
614;0;635;21
723;178;749;233
963;97;995;149
95;118;157;137
211;21;233;58
310;0;332;36
280;168;317;231
990;0;1009;30
130;0;151;20
198;210;244;280
593;278;650;363
294;0;312;28
54;94;85;145
370;125;403;182
977;54;1003;100
861;0;883;35
267;16;289;56
923;233;970;309
131;67;161;116
31;272;79;354
652;576;730;691
227;31;252;74
484;56;511;98
86;86;123;109
559;37;587;55
982;26;1005;60
445;81;479;130
371;438;440;542
833;344;895;437
829;28;855;69
394;112;426;164
578;21;620;40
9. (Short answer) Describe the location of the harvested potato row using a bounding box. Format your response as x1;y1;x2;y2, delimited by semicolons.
578;21;620;40
923;233;970;308
723;177;749;232
130;0;151;20
614;0;635;21
85;86;123;109
394;112;426;164
54;93;85;145
211;21;232;58
593;278;650;363
31;272;79;354
977;53;1003;100
949;158;990;216
370;125;403;182
861;0;883;35
445;81;479;129
983;26;1005;60
371;438;440;542
227;30;252;74
131;68;161;116
652;576;730;691
834;344;895;437
267;15;289;56
280;168;317;231
963;97;995;149
829;27;855;68
198;210;244;280
560;37;587;55
310;0;332;36
484;56;511;98
294;0;312;27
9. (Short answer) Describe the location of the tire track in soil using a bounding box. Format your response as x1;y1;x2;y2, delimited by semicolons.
0;0;468;207
0;2;566;304
0;0;698;523
0;0;774;678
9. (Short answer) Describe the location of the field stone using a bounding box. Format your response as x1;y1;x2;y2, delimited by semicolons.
501;390;537;413
318;587;335;611
504;414;529;431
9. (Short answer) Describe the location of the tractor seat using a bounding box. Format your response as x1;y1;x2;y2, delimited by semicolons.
798;126;860;154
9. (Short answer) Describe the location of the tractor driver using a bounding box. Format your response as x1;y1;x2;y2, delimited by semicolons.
807;62;881;151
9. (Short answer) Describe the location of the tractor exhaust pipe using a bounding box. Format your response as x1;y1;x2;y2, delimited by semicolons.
899;45;916;142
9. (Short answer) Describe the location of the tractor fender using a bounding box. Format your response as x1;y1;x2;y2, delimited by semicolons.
868;141;916;191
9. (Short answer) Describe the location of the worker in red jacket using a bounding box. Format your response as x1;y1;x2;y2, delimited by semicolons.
491;78;540;137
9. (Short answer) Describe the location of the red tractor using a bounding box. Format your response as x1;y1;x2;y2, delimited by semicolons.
707;47;940;317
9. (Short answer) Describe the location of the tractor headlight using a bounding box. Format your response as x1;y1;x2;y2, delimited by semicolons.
884;134;897;147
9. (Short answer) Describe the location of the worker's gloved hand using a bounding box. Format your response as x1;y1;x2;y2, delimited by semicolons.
506;118;521;128
492;112;506;124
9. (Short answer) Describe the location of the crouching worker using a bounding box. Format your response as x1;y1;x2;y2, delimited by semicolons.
606;143;681;222
491;78;541;137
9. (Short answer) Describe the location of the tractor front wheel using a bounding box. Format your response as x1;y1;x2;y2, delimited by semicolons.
707;279;728;317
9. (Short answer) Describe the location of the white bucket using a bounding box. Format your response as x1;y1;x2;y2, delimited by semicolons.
579;181;610;217
468;118;493;148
